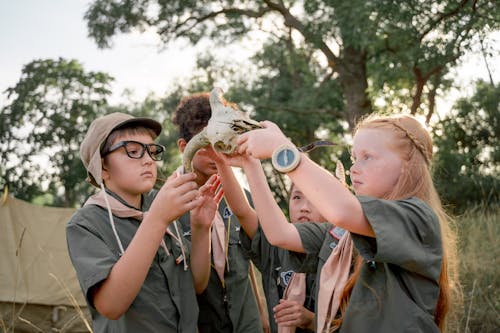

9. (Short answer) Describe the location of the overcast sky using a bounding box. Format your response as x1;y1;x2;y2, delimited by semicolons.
1;0;498;111
0;0;202;105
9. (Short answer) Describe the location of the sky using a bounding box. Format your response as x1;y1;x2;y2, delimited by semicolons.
0;0;498;112
0;0;202;105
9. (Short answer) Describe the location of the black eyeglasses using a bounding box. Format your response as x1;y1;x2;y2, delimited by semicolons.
101;140;165;161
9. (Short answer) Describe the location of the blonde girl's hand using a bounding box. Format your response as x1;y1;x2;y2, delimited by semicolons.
190;174;224;231
237;121;291;159
273;299;314;330
150;171;199;224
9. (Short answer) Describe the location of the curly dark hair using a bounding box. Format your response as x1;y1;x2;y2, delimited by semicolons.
172;93;212;142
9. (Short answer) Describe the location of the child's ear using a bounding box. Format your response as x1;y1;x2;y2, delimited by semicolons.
177;139;187;153
101;158;110;181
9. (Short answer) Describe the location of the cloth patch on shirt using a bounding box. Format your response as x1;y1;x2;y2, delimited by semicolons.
280;270;294;286
329;226;346;249
223;207;233;219
329;241;339;249
329;226;346;240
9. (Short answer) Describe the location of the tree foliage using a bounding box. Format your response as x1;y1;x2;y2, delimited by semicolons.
0;58;113;207
2;2;498;211
433;80;499;212
153;37;349;210
85;0;499;128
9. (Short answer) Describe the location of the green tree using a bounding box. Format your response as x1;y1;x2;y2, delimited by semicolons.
154;38;348;210
0;58;113;207
433;80;499;212
229;37;348;208
84;0;499;128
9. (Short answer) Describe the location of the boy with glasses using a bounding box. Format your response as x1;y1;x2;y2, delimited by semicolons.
66;112;221;332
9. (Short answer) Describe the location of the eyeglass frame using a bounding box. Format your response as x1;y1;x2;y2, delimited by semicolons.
101;140;165;161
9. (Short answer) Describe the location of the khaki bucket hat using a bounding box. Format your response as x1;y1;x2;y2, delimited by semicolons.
80;112;162;188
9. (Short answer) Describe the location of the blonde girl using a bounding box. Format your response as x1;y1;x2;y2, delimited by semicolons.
237;114;458;332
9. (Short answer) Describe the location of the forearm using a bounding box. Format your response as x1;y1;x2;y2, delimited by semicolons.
92;217;167;319
189;225;211;293
287;154;374;236
301;309;315;331
242;160;304;252
216;163;259;238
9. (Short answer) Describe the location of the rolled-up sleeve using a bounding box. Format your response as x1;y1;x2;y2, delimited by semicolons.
290;222;332;274
352;196;442;280
66;218;118;308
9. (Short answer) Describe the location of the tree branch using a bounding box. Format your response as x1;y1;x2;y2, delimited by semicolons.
262;0;338;69
161;6;272;37
419;0;472;42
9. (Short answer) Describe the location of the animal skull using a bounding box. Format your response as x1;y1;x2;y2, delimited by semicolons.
182;87;262;172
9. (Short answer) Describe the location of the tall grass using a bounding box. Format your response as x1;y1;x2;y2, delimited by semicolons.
2;207;497;332
453;206;499;333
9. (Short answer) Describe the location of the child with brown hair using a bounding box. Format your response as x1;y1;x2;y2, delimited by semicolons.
66;112;221;332
173;94;265;333
236;114;458;332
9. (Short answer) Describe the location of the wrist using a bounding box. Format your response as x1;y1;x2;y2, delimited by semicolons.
190;221;211;233
271;144;301;173
242;156;260;168
301;310;315;330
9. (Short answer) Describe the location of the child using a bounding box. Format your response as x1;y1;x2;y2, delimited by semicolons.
236;114;458;332
66;112;221;332
172;94;264;333
211;151;349;333
260;184;345;333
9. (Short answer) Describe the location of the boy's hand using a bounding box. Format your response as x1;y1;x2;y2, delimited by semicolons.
150;171;199;224
190;174;224;230
211;148;253;169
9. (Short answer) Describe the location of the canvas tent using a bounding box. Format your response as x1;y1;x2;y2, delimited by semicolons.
0;193;91;333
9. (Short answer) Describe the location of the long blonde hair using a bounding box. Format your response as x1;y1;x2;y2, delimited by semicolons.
334;114;459;331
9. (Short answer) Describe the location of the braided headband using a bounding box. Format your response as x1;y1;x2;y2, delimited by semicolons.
390;120;431;165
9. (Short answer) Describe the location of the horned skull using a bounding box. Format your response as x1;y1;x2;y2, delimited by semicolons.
182;87;262;172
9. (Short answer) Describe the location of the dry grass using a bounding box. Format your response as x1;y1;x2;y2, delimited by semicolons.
452;206;499;333
2;207;498;332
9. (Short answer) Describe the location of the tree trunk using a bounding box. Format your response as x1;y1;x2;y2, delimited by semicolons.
336;46;372;130
411;67;425;115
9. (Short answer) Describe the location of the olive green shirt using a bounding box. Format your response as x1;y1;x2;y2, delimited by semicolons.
285;223;347;331
296;196;442;333
178;195;263;333
66;190;199;333
241;223;344;333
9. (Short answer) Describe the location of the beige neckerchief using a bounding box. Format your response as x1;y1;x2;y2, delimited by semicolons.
316;232;353;333
211;211;226;285
84;189;188;270
278;272;307;333
84;190;144;222
212;210;231;287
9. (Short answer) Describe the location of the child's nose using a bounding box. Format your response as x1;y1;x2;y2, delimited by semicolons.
142;152;155;164
300;202;311;212
350;163;359;174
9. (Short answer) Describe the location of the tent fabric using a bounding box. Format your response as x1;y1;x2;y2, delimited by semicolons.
0;195;86;306
0;195;91;332
0;302;91;333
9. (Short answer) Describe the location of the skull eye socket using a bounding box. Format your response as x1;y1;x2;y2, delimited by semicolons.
214;142;227;151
